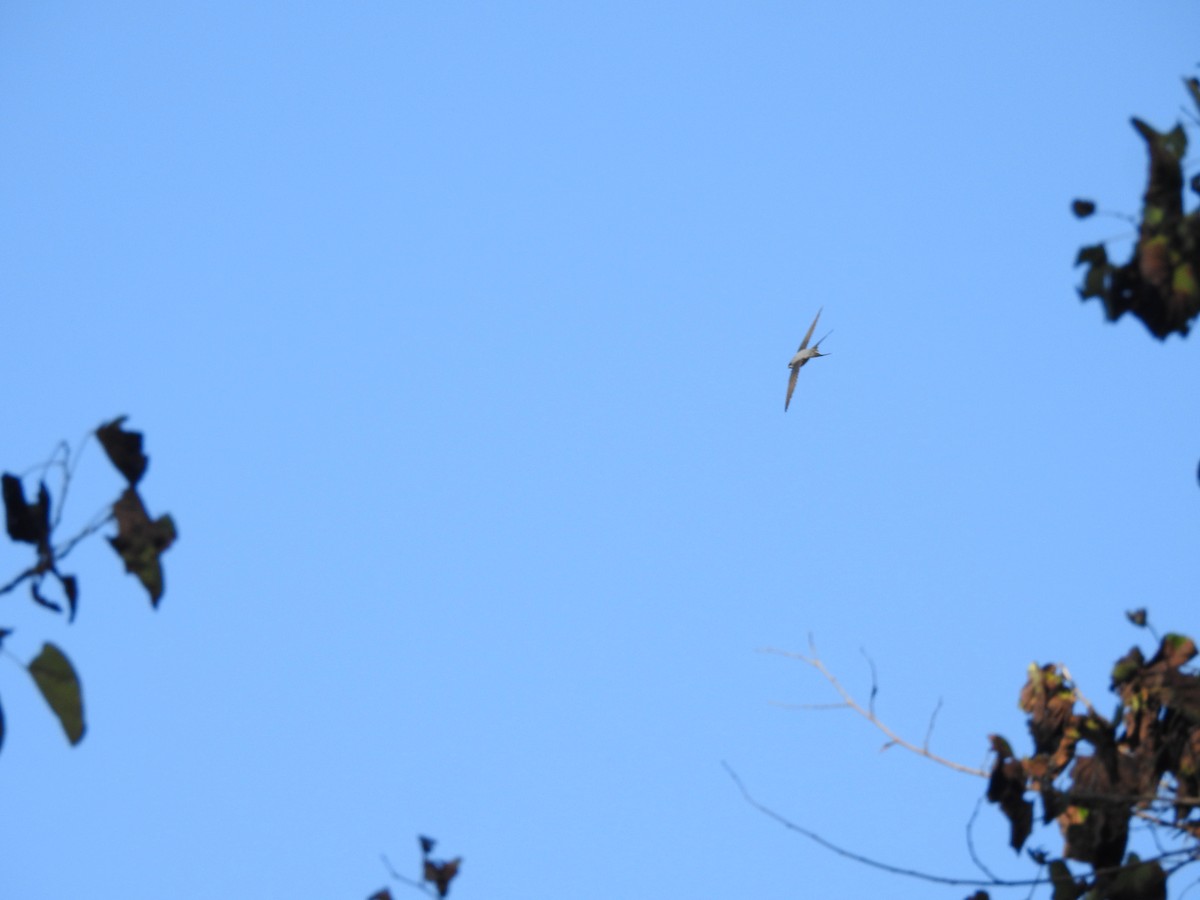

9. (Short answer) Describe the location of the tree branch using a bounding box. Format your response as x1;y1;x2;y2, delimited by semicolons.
380;854;435;898
724;763;1198;891
761;637;986;778
723;762;1045;889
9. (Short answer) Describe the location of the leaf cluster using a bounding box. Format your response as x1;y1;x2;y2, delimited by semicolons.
0;417;176;753
1074;77;1200;338
371;835;463;899
985;613;1200;899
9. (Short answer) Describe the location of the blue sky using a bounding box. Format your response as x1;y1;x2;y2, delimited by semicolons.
1;3;1199;898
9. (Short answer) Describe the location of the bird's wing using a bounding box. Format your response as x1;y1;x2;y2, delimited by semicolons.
797;307;822;351
784;364;800;411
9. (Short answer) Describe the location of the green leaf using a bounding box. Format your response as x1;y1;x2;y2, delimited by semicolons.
1111;647;1144;686
1159;633;1197;669
28;643;85;745
1173;263;1198;303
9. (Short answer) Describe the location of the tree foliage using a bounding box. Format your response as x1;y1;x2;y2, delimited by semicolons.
0;416;175;752
1074;76;1200;338
980;613;1198;900
371;835;463;899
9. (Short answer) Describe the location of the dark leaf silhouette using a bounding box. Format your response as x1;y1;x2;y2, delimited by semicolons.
108;488;176;606
394;835;463;898
979;618;1200;896
0;417;175;758
96;416;147;486
1060;756;1129;868
986;746;1032;852
28;642;84;745
1075;94;1200;338
1071;199;1096;218
1047;860;1085;900
2;475;50;547
62;574;78;622
423;857;461;898
30;580;62;614
1100;855;1166;900
1187;76;1200;110
366;891;392;900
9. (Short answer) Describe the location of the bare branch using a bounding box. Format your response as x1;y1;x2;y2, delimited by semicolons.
723;761;1044;889
761;640;986;778
724;763;1198;891
0;565;39;598
965;796;1001;883
771;701;850;712
53;510;115;563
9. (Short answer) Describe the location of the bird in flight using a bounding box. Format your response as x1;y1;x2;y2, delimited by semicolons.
785;308;830;411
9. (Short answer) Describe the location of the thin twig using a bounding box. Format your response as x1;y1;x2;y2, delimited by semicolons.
771;701;850;712
0;565;38;598
36;440;71;532
724;762;1197;890
923;698;943;753
1022;855;1046;900
381;854;434;897
860;647;879;717
0;508;114;599
723;761;1041;888
1176;868;1200;899
53;510;115;562
965;796;1000;883
762;639;986;777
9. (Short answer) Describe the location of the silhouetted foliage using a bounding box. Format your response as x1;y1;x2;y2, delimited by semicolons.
978;614;1196;899
372;835;463;899
1075;76;1200;339
0;416;175;752
755;619;1198;899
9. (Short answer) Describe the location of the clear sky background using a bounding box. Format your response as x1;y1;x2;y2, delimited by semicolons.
1;3;1198;899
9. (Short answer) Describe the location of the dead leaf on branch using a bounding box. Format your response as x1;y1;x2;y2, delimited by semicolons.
2;474;50;548
417;835;462;898
1075;89;1200;338
987;738;1033;852
108;488;176;607
96;416;148;486
423;858;461;898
